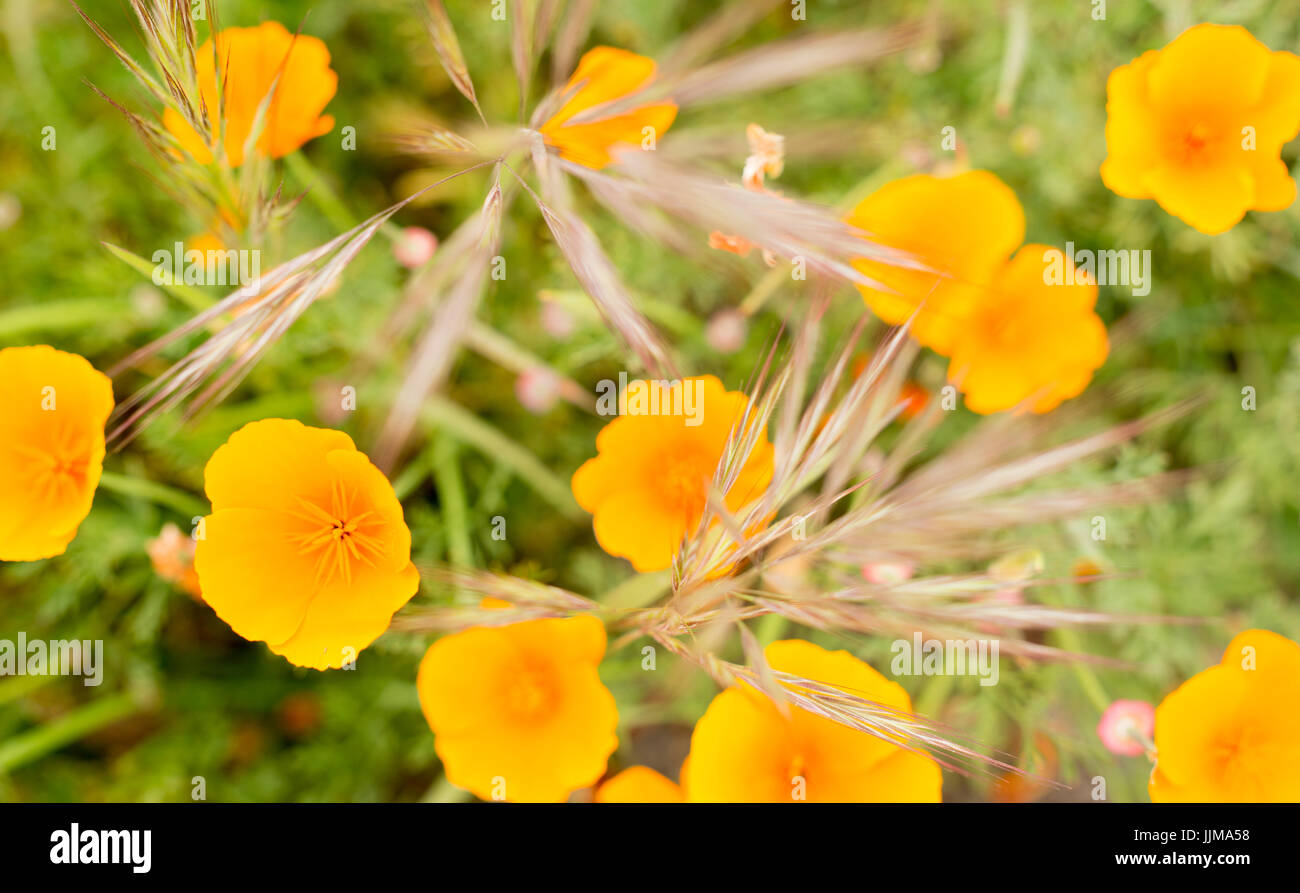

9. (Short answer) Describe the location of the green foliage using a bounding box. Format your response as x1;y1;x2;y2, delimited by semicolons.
1;0;1297;803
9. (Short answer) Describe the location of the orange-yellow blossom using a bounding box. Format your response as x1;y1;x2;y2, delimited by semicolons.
193;419;419;669
1149;629;1300;802
846;170;1025;355
1101;23;1300;234
539;46;677;170
946;245;1109;414
163;21;337;167
685;639;943;802
0;346;113;561
571;375;774;573
417;602;619;802
595;766;686;803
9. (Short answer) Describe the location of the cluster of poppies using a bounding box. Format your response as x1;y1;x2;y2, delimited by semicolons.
4;18;1299;802
419;617;942;802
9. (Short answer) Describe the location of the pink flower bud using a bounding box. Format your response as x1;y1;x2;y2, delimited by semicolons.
540;300;576;339
861;562;914;585
1097;699;1155;757
394;226;438;269
516;367;562;414
705;309;748;354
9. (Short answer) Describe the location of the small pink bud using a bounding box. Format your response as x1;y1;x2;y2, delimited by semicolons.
540;300;576;339
1097;699;1155;757
705;309;748;354
516;367;561;414
861;562;914;585
394;226;438;268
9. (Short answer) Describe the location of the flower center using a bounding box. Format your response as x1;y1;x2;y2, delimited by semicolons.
978;300;1036;350
786;752;810;799
505;668;554;719
1178;120;1220;161
287;480;386;584
787;752;807;780
662;451;715;523
1212;726;1273;793
15;431;92;499
44;455;89;491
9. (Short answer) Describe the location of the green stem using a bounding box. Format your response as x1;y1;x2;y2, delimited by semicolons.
0;692;141;773
0;673;56;708
101;242;217;312
390;458;430;502
285;151;402;241
431;436;473;569
422;397;582;520
1055;628;1112;714
0;298;131;339
98;471;208;519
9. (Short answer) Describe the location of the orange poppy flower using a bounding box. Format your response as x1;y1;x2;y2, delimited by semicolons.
1100;24;1300;235
846;171;1025;354
571;375;774;573
0;346;114;562
1149;629;1300;802
594;765;686;803
946;245;1108;414
684;639;943;802
193;419;419;670
538;46;678;170
163;21;337;167
416;605;619;802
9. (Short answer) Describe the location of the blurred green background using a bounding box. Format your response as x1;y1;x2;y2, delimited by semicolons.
0;0;1297;802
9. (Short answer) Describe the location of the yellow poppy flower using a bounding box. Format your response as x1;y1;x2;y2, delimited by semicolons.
163;21;337;167
594;765;686;803
193;419;419;670
946;245;1109;414
684;639;943;802
1100;23;1300;234
0;346;114;561
846;171;1025;354
571;375;774;573
538;46;678;170
416;605;619;803
1149;629;1300;802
